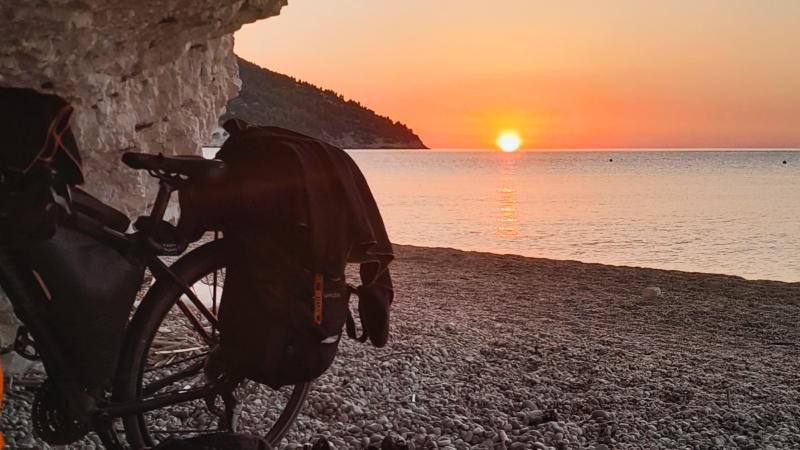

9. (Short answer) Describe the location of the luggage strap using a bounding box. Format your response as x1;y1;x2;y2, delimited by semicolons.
312;274;324;325
345;284;368;343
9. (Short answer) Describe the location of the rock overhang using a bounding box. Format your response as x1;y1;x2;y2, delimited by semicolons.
0;0;287;212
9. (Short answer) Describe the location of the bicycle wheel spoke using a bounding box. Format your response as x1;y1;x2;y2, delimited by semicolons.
175;297;214;344
143;360;205;396
146;351;208;373
155;428;219;435
180;285;218;326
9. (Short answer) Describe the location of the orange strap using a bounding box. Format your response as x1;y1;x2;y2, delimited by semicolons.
313;274;324;325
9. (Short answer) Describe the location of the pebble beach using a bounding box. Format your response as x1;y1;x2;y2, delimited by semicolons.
288;245;800;449
3;244;800;449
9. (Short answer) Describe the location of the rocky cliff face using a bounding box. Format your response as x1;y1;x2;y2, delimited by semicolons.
0;0;286;351
0;0;286;213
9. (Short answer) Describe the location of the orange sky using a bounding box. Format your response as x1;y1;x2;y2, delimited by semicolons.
235;0;800;149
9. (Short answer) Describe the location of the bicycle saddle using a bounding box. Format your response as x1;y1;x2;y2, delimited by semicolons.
122;152;226;180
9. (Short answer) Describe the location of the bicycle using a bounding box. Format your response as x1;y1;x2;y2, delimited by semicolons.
0;152;310;448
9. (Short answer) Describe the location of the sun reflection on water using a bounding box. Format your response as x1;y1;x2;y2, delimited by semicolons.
496;155;520;237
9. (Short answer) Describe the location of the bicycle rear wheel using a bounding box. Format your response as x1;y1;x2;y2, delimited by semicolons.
114;239;310;448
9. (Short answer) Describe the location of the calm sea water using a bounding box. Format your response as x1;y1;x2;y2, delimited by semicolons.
347;150;800;282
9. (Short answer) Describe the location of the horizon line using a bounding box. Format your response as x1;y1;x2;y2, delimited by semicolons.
348;147;800;152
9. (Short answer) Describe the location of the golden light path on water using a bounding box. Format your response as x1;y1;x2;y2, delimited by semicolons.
497;154;520;237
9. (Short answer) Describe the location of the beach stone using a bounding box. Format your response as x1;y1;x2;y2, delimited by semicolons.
522;400;536;409
499;430;511;443
527;410;545;425
642;286;662;299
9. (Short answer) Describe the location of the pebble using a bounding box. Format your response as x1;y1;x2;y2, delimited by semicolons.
499;430;511;443
642;286;662;299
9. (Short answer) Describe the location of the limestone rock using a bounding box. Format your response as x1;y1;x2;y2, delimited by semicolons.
0;0;287;214
0;292;19;349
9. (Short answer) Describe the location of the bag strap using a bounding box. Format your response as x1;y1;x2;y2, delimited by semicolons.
345;284;368;343
345;262;394;347
21;104;75;175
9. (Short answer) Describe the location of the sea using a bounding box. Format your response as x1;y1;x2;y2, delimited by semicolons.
346;150;800;283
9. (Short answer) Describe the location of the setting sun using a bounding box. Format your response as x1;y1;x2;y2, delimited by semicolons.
496;131;522;152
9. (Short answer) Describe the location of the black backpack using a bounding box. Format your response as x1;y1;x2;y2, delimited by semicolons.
179;120;394;389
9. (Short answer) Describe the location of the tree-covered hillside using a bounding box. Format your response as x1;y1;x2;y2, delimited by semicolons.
222;58;427;149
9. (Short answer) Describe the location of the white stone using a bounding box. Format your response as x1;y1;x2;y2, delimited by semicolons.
208;126;231;147
642;286;662;299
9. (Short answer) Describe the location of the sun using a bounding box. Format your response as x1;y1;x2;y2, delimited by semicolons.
496;131;522;152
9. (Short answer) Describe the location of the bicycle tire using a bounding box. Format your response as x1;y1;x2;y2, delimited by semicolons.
113;239;310;448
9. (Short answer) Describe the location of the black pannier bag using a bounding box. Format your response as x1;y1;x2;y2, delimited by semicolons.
24;204;144;391
1;88;144;391
179;120;394;389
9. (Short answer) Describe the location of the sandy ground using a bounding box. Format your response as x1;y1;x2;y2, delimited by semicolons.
3;244;800;449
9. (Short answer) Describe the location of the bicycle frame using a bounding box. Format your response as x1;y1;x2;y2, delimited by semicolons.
0;177;226;445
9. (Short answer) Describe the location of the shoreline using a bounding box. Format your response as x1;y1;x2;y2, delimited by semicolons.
392;243;800;286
